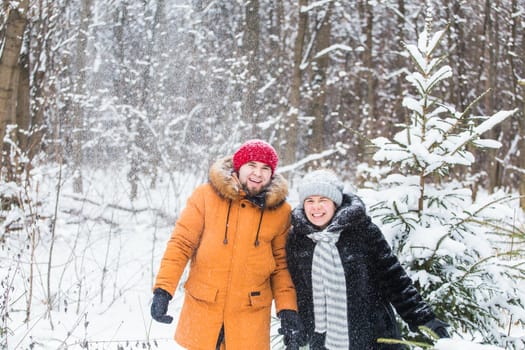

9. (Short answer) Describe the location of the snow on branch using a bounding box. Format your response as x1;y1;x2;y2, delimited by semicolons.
451;109;518;155
314;44;353;59
278;147;342;173
300;0;334;13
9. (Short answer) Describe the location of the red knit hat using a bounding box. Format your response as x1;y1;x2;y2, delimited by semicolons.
232;139;279;174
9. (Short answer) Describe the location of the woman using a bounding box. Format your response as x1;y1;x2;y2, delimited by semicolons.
286;169;449;350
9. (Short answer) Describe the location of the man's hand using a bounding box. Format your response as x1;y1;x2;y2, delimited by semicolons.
151;288;173;324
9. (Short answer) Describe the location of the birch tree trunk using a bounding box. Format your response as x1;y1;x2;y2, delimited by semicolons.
0;0;29;177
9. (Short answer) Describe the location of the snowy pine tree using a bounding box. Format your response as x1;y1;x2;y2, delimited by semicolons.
357;13;525;349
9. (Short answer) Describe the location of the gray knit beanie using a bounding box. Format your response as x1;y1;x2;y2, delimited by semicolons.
298;169;344;207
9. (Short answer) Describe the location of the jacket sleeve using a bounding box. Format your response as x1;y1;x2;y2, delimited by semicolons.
369;222;435;327
270;215;298;313
285;229;316;336
285;232;299;292
153;186;206;296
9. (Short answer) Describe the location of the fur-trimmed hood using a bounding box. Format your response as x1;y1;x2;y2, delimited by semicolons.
209;156;289;210
291;193;367;234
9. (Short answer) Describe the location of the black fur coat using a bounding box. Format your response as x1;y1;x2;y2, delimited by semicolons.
286;193;436;350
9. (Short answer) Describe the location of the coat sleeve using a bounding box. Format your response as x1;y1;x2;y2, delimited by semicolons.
369;222;435;328
153;186;206;296
285;229;316;335
285;231;299;292
270;215;298;313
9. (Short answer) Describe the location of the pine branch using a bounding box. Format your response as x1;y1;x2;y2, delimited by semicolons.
377;337;434;349
452;194;517;228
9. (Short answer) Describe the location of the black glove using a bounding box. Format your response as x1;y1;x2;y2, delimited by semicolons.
278;310;307;350
424;318;450;338
151;288;173;324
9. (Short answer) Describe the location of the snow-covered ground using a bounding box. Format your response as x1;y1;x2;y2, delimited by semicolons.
1;165;517;349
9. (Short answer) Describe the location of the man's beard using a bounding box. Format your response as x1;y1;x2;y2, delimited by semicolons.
242;183;266;197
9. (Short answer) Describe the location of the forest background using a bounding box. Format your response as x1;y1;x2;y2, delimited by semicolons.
1;0;525;349
1;0;525;198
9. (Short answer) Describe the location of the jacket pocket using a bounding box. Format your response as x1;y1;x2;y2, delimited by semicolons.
184;278;218;303
248;284;273;308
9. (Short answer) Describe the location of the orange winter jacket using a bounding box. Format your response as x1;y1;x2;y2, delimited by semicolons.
153;156;298;350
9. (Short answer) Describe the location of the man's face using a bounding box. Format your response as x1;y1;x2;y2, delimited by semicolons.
238;161;272;196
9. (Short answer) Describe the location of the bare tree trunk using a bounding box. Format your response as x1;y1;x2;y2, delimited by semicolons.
15;50;30;175
268;0;284;60
517;0;525;209
507;0;518;101
284;0;308;165
445;0;468;111
242;0;260;131
485;1;503;192
467;0;490;199
26;0;51;164
309;3;333;154
0;0;29;177
392;0;406;129
518;82;525;210
267;0;285;125
139;0;165;189
112;3;138;199
499;0;520;192
355;0;375;159
443;0;471;184
364;1;375;125
473;0;500;193
71;0;93;193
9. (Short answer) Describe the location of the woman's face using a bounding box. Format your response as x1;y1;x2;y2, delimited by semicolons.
303;195;336;229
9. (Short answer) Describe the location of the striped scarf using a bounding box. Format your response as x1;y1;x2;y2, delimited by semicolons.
308;229;349;350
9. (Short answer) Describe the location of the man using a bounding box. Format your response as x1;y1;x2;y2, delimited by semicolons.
151;140;305;350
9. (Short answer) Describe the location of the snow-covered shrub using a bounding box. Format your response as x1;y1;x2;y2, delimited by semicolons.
357;14;525;349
